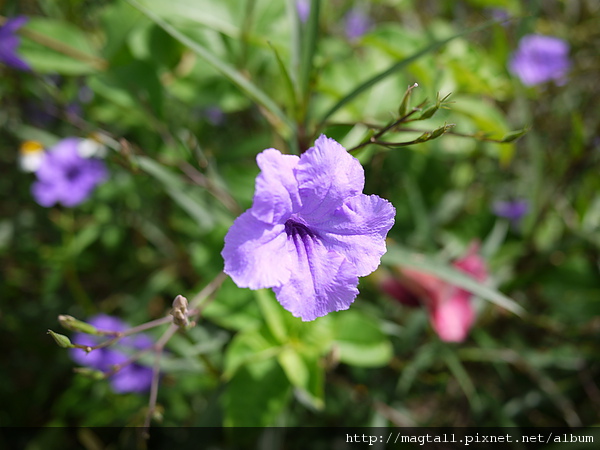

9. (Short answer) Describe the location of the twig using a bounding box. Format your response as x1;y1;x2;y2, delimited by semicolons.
142;323;178;437
82;315;175;353
141;271;227;437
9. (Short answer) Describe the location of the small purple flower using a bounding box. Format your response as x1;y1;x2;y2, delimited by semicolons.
0;16;31;71
344;8;372;41
296;0;310;23
205;106;225;126
31;137;108;207
70;315;154;394
508;34;571;86
489;8;510;24
493;199;529;227
222;135;396;321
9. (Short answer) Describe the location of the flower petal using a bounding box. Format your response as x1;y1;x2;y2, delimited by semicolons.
1;16;29;35
251;149;300;224
314;194;395;276
31;181;61;207
222;210;292;289
429;289;475;342
296;135;364;220
69;333;105;369
110;364;154;393
273;231;359;321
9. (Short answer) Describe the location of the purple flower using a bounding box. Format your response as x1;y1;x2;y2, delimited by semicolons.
205;106;225;126
344;8;372;41
70;315;154;394
493;199;529;226
489;8;510;24
296;0;310;23
31;137;108;207
0;16;31;71
509;34;571;86
222;135;395;321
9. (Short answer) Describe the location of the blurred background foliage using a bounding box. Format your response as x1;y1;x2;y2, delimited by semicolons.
1;0;599;440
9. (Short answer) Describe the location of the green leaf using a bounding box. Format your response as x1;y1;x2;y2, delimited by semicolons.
134;0;240;37
223;358;291;427
255;289;287;344
383;245;525;316
267;42;299;119
202;278;262;331
100;0;144;60
66;224;101;259
134;156;214;229
126;0;294;137
20;17;102;75
332;310;393;367
397;342;438;394
319;19;499;124
444;350;481;413
223;327;280;379
299;0;320;104
277;348;325;410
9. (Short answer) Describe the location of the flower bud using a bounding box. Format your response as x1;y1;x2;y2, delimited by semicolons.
418;92;452;120
398;83;418;117
414;123;455;143
47;330;74;348
73;367;105;380
500;128;529;143
171;295;190;328
58;315;99;335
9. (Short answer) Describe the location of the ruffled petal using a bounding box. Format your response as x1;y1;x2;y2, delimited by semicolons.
251;149;300;224
296;135;364;220
222;210;292;289
314;194;395;276
273;230;359;321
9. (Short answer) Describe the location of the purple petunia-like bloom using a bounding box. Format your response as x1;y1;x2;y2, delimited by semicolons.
31;137;108;207
70;315;154;394
344;8;372;41
222;135;395;321
0;16;31;71
508;34;571;86
493;199;529;227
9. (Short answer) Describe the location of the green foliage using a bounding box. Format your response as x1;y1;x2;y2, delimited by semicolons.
1;0;599;442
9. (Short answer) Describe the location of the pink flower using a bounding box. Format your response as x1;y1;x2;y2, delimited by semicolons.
382;243;487;342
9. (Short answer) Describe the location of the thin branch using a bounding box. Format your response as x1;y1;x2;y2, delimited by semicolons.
142;272;227;436
142;323;178;437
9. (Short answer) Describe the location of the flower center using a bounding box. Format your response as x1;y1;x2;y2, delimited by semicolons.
285;218;318;259
284;218;316;239
65;165;82;181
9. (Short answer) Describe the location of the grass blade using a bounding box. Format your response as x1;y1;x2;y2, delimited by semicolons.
383;245;525;316
318;19;499;125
